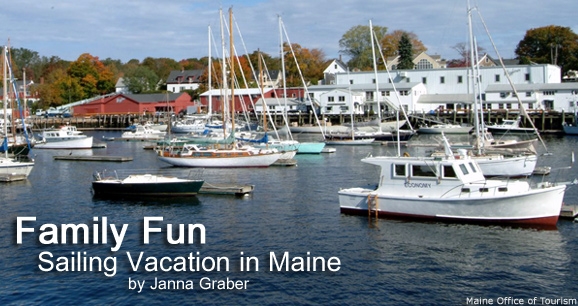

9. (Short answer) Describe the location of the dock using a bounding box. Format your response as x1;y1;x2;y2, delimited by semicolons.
199;183;254;195
560;204;578;220
53;155;133;162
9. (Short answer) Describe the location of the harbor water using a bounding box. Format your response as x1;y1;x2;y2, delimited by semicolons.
1;131;578;305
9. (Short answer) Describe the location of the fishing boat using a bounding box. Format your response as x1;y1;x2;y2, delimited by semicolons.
35;125;93;149
121;124;166;140
92;169;204;197
338;136;568;227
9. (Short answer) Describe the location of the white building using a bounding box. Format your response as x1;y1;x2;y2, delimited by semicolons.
316;63;575;113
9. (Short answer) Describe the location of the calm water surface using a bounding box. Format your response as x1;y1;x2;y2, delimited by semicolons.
1;132;577;305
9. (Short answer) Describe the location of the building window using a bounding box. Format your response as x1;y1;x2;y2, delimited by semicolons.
349;79;353;85
422;77;427;84
458;76;463;83
366;91;374;100
399;90;409;96
385;91;390;96
525;73;530;81
506;103;512;109
381;91;386;97
500;92;509;98
570;101;575;107
372;79;376;84
340;106;348;112
416;59;433;69
338;96;345;102
495;74;500;82
526;92;532;97
498;103;504;109
406;78;410;83
440;76;445;84
328;96;334;102
543;91;555;95
326;106;332;112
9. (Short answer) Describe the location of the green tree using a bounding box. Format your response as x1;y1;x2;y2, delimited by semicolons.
397;33;414;69
123;65;159;94
515;25;578;75
380;30;426;58
339;24;388;70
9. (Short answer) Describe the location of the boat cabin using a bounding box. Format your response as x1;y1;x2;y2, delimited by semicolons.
364;156;489;198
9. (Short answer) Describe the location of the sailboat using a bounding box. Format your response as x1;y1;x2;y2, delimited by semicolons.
325;69;375;145
431;2;538;178
157;8;282;168
0;45;34;181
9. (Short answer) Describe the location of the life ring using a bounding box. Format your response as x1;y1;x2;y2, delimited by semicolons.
403;152;410;157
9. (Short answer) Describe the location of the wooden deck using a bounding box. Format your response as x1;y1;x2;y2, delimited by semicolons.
560;204;578;219
199;183;254;195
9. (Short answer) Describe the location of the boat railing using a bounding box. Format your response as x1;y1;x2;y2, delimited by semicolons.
94;168;204;181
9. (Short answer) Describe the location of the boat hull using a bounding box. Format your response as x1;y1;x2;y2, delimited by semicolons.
338;184;565;227
296;142;325;154
35;136;93;149
0;159;34;177
475;154;537;177
563;124;578;135
417;126;473;134
92;180;204;196
158;152;283;168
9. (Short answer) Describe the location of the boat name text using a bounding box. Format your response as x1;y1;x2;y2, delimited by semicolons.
404;182;432;188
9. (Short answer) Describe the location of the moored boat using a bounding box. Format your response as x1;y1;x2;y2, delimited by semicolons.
417;124;473;134
92;169;204;196
35;125;93;149
338;142;569;227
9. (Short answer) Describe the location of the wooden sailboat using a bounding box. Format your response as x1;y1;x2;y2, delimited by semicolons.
157;8;282;168
0;45;34;181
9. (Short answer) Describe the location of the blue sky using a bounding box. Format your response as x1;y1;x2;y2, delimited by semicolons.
1;0;576;63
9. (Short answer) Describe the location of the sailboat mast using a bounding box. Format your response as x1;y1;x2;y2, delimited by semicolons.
467;1;481;154
229;7;235;135
208;25;212;116
2;46;8;158
220;8;227;137
369;20;382;133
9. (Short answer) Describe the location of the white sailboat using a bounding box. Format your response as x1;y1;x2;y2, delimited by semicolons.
436;2;538;177
157;8;282;168
0;45;33;181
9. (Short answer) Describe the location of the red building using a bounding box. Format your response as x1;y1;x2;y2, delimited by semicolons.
72;93;195;116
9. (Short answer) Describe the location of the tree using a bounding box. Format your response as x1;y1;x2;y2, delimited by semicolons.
397;33;414;69
123;65;159;93
67;53;115;98
283;43;326;87
339;25;388;70
447;42;486;68
515;25;578;74
380;30;426;58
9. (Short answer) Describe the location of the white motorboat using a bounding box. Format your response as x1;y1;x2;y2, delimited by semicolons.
35;125;93;149
121;124;166;140
486;117;536;135
417;124;473;134
338;138;568;227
